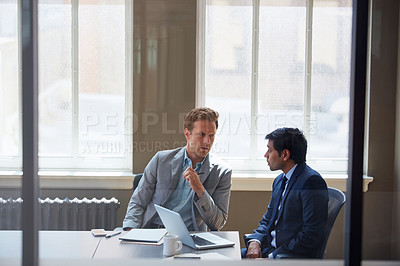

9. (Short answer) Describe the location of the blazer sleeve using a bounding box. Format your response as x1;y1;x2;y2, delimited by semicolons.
122;152;160;229
272;175;328;258
193;166;232;231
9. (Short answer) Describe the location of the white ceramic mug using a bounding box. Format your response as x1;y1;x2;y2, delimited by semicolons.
163;234;183;256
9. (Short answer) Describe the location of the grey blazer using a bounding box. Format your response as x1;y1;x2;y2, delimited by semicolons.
123;147;232;231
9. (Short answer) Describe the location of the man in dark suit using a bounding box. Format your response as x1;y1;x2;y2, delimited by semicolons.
242;127;328;259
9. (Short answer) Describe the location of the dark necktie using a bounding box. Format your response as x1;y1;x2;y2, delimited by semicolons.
269;176;287;226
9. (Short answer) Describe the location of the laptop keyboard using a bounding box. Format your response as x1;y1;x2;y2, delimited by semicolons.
191;235;215;246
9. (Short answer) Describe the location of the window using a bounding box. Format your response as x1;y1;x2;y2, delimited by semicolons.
0;0;133;172
198;0;352;175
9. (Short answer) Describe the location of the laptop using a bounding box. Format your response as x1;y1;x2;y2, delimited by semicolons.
154;204;235;250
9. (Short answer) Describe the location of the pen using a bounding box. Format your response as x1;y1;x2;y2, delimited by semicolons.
105;231;121;238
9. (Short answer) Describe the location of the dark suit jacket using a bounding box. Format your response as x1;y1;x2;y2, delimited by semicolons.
245;163;328;258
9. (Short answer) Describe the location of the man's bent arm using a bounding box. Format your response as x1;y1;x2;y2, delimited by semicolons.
194;167;232;230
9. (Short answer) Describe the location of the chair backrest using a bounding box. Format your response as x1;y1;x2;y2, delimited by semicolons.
133;173;143;192
317;187;346;258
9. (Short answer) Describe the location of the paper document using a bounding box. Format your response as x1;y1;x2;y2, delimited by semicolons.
119;228;167;243
120;239;163;246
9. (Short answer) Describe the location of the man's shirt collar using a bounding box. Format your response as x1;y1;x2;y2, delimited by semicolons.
285;164;298;181
183;149;207;172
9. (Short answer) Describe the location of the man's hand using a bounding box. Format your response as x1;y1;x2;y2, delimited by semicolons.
246;241;262;259
183;167;205;198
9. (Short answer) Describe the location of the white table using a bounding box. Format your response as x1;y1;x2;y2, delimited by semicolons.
0;230;241;261
93;231;241;260
0;230;101;260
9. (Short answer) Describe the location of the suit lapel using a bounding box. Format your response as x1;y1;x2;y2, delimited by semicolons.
276;163;306;222
272;173;285;201
199;154;212;184
266;173;285;228
170;147;185;190
170;148;212;188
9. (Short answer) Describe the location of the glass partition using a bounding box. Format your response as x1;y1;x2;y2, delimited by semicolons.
0;0;22;263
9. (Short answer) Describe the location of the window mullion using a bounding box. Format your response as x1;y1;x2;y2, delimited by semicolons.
125;0;133;168
196;0;206;107
304;0;313;138
71;0;79;160
18;0;23;165
251;0;260;161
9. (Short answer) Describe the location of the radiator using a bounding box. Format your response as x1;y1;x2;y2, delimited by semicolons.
0;197;120;230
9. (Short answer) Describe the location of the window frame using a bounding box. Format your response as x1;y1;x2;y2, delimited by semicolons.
0;0;134;173
196;0;352;177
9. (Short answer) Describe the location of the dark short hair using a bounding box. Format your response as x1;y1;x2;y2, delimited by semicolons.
184;107;219;132
265;127;307;164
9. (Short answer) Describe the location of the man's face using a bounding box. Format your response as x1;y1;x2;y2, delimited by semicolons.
264;139;284;171
184;120;216;162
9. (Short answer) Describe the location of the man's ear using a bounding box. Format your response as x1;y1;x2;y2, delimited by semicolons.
184;128;191;141
282;149;291;161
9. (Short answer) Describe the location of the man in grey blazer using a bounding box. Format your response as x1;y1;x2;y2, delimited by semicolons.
123;107;232;231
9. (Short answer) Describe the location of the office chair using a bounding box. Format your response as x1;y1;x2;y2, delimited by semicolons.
133;173;143;192
276;187;346;259
317;187;346;258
